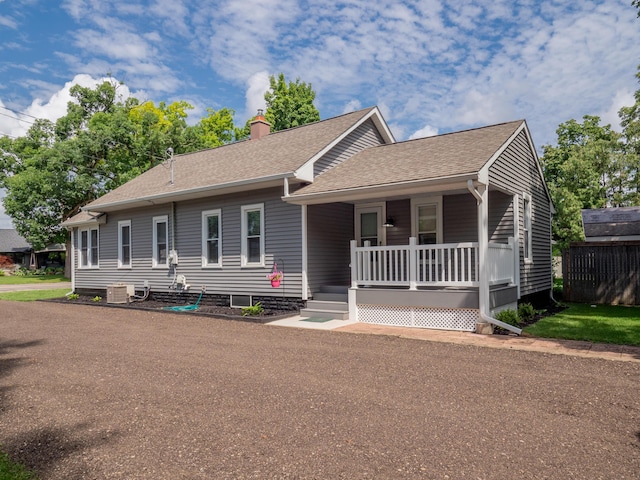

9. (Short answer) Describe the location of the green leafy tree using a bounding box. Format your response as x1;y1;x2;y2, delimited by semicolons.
264;73;320;132
541;116;624;250
0;80;213;253
186;107;239;149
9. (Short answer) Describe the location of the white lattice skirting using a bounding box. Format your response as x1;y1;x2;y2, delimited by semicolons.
357;304;478;332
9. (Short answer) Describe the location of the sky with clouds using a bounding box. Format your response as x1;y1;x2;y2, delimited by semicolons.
0;0;639;228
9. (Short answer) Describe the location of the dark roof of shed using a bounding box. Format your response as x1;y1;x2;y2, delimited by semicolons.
582;207;640;238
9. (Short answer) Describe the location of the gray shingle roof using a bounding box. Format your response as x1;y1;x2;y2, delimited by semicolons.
0;229;31;253
582;207;640;238
85;107;377;211
291;120;524;197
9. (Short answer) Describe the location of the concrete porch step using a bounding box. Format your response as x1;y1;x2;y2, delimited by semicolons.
300;299;349;321
313;292;348;302
299;308;350;321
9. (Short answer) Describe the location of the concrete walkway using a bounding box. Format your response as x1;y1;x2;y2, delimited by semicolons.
269;315;640;363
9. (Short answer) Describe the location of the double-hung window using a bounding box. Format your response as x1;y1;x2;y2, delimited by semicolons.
523;193;532;262
153;215;169;268
241;204;264;266
118;220;132;268
202;209;222;267
411;197;442;245
79;227;99;268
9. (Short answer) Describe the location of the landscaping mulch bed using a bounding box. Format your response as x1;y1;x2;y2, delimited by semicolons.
47;295;297;323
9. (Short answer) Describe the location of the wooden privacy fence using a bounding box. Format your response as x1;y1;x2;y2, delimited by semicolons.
563;242;640;305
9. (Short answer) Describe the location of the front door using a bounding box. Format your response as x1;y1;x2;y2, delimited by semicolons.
355;204;383;246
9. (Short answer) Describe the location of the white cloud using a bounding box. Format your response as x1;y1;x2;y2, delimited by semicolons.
342;100;362;114
598;89;636;132
0;15;18;29
409;124;439;140
244;71;269;121
73;28;155;62
0;74;129;138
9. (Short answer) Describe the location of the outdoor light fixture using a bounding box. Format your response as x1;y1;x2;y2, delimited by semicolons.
383;217;395;227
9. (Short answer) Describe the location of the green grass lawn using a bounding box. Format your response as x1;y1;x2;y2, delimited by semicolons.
524;303;640;346
0;289;70;302
0;450;36;480
0;274;68;285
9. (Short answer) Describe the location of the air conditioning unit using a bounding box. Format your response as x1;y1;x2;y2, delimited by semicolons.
107;284;135;304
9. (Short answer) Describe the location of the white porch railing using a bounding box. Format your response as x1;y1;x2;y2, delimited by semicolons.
350;237;517;289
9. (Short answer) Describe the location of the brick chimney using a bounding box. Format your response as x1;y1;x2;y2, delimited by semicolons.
250;109;270;140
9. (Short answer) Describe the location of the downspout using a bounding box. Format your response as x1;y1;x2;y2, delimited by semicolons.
467;179;522;335
171;201;176;253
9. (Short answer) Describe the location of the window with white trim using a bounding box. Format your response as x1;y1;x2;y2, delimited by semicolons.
523;193;532;262
202;209;222;267
152;215;169;268
411;197;443;245
241;204;264;266
118;220;132;268
79;227;99;268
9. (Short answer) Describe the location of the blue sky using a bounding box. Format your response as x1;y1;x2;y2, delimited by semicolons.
1;0;639;228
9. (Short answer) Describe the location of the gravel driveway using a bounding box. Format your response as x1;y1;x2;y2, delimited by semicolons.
1;301;639;479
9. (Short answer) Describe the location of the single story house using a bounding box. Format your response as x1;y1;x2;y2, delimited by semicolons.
63;107;553;334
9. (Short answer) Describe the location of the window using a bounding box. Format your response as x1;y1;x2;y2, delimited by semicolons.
118;220;132;268
153;215;169;268
79;227;99;268
241;204;264;266
202;209;222;267
411;197;442;245
523;194;532;262
416;204;437;245
355;204;384;246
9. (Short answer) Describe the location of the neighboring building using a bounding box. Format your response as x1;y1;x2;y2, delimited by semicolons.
582;207;640;242
63;107;553;333
0;229;65;270
0;229;31;267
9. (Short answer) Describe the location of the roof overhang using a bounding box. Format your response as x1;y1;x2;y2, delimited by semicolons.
83;174;294;213
284;173;479;205
62;212;107;229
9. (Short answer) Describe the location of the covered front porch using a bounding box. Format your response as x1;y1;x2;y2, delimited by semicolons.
347;238;519;331
296;180;524;333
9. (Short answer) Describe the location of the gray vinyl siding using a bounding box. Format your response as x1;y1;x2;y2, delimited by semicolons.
73;187;304;297
488;129;552;296
431;192;514;244
307;203;353;295
313;119;386;176
443;194;477;243
385;199;411;245
488;190;514;243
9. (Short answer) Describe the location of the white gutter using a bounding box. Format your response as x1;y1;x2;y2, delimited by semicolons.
467;179;522;335
285;173;477;205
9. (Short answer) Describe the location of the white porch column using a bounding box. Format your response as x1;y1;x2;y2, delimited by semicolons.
301;204;308;300
476;185;489;317
350;240;358;289
409;237;418;290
